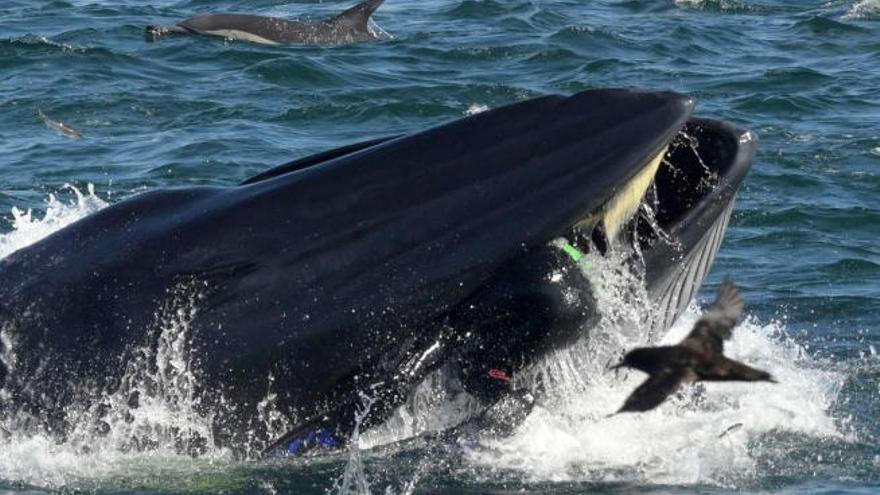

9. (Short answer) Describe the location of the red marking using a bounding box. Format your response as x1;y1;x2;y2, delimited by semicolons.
488;369;512;382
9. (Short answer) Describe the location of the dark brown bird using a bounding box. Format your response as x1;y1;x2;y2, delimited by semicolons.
613;279;776;413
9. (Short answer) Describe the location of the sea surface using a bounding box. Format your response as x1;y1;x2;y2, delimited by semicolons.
1;0;879;493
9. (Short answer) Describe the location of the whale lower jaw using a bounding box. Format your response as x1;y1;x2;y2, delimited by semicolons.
650;199;734;334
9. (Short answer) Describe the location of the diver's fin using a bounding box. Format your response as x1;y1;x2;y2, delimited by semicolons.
262;411;347;457
330;0;384;29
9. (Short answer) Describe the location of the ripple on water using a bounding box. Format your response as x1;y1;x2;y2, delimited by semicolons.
447;0;534;18
673;0;760;14
792;15;872;34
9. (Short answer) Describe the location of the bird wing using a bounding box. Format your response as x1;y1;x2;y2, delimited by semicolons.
681;278;744;355
616;368;688;413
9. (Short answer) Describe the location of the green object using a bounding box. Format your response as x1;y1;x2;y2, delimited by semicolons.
562;242;584;262
557;240;599;294
559;240;584;262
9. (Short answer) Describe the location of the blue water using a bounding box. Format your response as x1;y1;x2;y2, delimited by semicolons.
1;0;879;493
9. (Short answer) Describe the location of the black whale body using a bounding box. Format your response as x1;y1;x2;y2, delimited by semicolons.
0;89;755;455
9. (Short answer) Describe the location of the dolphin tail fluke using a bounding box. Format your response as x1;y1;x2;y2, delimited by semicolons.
331;0;385;30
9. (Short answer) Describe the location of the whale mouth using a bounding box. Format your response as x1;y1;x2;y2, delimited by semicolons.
568;145;669;253
565;117;754;260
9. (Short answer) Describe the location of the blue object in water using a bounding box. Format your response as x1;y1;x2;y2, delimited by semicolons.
286;429;340;456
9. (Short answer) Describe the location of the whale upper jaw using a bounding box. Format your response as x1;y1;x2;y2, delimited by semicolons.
254;88;696;267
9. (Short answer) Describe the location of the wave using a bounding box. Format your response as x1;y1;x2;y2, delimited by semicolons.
674;0;759;14
792;15;870;33
0;34;86;55
447;0;534;19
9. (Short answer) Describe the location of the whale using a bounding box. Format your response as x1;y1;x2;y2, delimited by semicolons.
145;0;384;45
0;89;756;457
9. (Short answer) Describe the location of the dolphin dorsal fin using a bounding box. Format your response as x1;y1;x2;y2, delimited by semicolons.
330;0;384;29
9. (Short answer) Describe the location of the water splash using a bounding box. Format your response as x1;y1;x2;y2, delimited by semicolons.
357;242;848;489
671;130;718;188
64;279;219;457
843;0;880;20
0;278;235;491
253;373;295;454
0;184;107;260
331;394;377;495
464;103;490;116
453;239;847;488
367;19;394;41
360;365;482;449
468;308;846;488
0;189;241;489
5;35;85;54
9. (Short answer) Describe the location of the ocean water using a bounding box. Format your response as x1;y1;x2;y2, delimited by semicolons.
0;0;878;493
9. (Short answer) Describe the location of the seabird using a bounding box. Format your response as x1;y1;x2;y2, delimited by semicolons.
614;279;776;413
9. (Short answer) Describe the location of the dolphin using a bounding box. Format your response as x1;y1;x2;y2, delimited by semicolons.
145;0;384;45
37;109;83;140
0;89;756;457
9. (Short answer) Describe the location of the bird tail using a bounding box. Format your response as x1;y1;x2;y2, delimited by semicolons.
705;356;776;383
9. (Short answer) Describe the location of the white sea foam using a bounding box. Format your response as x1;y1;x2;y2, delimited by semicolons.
459;247;846;487
359;248;847;489
844;0;880;20
673;0;753;12
467;311;844;487
0;184;107;260
464;103;490;116
367;19;394;41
